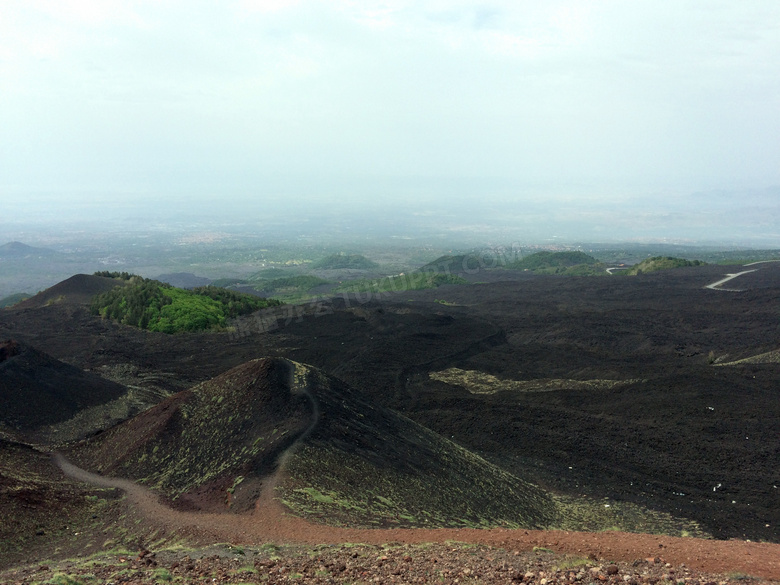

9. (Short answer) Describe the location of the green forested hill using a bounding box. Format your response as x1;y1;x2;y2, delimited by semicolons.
90;276;281;333
505;251;602;274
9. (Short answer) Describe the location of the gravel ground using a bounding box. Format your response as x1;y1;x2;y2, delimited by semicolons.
2;542;776;585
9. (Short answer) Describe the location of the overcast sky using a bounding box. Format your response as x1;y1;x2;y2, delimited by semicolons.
1;1;779;241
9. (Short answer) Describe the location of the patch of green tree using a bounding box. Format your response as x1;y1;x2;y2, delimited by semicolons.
336;272;468;295
625;256;705;275
505;251;599;273
256;275;330;293
0;293;32;308
90;279;281;333
312;253;379;270
93;271;137;280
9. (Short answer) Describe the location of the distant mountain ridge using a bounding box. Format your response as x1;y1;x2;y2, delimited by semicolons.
0;241;56;257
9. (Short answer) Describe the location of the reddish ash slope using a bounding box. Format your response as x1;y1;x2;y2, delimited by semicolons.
54;453;780;580
66;358;311;512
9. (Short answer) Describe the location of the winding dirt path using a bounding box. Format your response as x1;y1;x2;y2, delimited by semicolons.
254;360;321;507
53;453;780;580
704;269;757;291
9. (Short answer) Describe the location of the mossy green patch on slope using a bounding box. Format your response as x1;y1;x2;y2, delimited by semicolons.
554;494;708;537
713;348;780;366
429;367;644;395
624;256;705;275
254;275;331;299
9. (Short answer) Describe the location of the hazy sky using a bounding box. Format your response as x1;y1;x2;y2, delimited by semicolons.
1;1;779;241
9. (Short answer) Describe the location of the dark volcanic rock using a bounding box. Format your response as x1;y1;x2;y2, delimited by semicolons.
0;341;127;434
2;266;780;540
68;357;559;529
0;339;20;363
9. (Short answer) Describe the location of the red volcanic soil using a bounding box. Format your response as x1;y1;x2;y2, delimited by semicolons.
47;454;780;582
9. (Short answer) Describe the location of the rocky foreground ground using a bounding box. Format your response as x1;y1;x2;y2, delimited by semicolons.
1;542;776;585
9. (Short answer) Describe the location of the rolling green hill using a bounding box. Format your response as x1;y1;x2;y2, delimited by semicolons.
421;251;603;276
419;254;481;273
506;251;601;274
0;241;56;258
